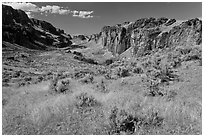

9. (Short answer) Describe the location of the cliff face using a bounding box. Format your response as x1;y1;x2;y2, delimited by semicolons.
30;18;67;36
2;5;72;50
101;17;202;57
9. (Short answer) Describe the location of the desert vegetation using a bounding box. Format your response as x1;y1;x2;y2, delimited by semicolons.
2;42;202;134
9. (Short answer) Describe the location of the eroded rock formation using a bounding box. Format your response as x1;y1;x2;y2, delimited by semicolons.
100;17;202;57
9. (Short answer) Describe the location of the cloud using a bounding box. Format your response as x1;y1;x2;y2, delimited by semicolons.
3;2;38;17
72;11;94;18
3;2;39;12
59;9;70;15
3;2;94;19
40;5;70;15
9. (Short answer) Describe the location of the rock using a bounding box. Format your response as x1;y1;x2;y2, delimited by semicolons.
87;33;101;42
165;19;176;26
73;35;87;40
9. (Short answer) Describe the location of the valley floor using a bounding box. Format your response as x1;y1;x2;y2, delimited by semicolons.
2;41;202;135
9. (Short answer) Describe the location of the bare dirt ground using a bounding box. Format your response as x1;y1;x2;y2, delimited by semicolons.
2;40;202;135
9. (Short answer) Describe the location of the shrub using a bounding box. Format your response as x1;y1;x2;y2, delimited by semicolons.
73;51;83;57
184;47;201;61
56;79;71;94
12;71;21;78
37;75;44;82
104;66;131;80
144;111;164;128
132;66;144;74
72;69;94;79
85;58;98;65
24;76;32;81
143;76;163;97
199;59;202;66
96;78;108;93
105;59;114;65
3;78;9;83
79;74;94;84
75;93;100;109
96;67;108;75
49;74;59;94
18;82;26;87
116;67;130;78
108;107;164;135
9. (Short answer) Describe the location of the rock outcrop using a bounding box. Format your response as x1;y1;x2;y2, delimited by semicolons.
87;34;101;42
2;5;72;50
73;35;87;41
100;17;202;57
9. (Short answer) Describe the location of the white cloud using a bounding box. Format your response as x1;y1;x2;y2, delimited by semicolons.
59;9;70;15
3;2;39;18
3;2;94;19
40;5;70;15
72;10;94;18
72;10;79;15
3;2;39;12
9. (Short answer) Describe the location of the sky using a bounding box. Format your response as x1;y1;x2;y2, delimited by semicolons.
3;2;202;35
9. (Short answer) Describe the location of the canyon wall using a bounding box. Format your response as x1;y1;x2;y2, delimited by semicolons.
101;17;202;57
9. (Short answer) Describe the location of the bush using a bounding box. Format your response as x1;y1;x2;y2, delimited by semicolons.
143;76;163;97
184;47;201;61
49;77;71;94
118;67;130;77
108;107;164;135
37;75;44;82
79;74;94;84
73;51;83;57
72;69;94;79
144;110;164;128
172;46;202;66
56;79;71;94
75;93;100;109
96;67;108;75
143;64;177;97
12;71;21;78
24;76;32;81
112;66;131;78
132;66;144;74
105;59;114;65
96;78;108;93
104;66;131;80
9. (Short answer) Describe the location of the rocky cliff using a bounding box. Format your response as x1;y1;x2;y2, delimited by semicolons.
100;17;202;57
2;5;72;50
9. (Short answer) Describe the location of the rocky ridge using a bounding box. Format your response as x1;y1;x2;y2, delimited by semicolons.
2;4;72;50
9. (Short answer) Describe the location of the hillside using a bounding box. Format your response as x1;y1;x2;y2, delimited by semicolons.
2;5;72;50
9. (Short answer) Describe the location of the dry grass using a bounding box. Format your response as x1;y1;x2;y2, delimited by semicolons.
2;42;202;134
